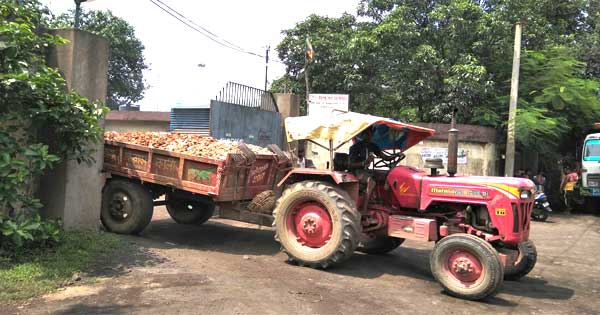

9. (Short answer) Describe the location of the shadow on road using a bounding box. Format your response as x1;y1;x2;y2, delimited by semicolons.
329;247;434;282
53;304;136;315
137;218;281;256
501;277;575;300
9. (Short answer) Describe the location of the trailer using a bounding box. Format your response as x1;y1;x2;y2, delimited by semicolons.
101;140;291;234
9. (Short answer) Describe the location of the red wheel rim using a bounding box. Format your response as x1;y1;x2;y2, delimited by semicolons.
286;202;332;248
443;249;484;286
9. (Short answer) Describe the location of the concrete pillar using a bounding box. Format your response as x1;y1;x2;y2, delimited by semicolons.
38;29;108;230
274;93;301;152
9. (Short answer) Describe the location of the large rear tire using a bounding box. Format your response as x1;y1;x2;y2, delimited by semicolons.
357;236;404;255
273;180;360;269
430;234;504;300
165;193;214;225
504;241;537;281
101;179;154;234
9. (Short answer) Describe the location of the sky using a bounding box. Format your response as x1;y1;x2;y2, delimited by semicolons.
41;0;359;111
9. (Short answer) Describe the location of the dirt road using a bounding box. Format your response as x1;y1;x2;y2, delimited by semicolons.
7;209;600;315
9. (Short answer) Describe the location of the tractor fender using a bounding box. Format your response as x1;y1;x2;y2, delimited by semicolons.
277;169;359;204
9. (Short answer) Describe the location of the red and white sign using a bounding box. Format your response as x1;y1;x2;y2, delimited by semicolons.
308;94;349;117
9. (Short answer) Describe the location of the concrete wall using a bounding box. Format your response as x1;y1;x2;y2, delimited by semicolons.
38;29;108;230
401;140;498;176
403;123;499;176
210;100;283;148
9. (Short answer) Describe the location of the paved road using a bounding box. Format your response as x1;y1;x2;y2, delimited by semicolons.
8;209;600;315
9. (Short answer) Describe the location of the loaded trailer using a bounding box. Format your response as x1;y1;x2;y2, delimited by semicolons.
101;112;537;300
102;140;291;234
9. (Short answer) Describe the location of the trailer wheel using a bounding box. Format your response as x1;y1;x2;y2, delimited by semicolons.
101;179;154;234
165;193;215;225
357;236;404;255
504;241;537;281
273;180;360;269
430;234;504;300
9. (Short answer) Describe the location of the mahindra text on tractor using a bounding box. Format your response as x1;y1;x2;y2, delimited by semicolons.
101;111;536;300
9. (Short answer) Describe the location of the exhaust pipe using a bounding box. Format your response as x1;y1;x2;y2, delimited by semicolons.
447;109;458;177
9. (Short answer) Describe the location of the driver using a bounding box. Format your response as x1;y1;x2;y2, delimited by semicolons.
348;128;382;212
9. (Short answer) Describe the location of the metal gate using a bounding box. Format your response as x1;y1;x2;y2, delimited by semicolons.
210;82;282;147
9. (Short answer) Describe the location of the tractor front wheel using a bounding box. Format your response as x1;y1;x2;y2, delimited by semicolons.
430;234;504;300
504;241;537;281
273;181;360;269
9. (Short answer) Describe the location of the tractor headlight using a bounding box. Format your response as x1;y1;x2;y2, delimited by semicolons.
520;190;531;199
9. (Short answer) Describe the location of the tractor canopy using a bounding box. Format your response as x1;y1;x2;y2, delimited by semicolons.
285;111;435;152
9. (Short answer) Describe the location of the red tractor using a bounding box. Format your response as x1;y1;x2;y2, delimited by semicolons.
274;111;536;300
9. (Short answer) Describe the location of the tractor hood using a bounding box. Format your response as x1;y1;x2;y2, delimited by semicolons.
425;175;535;198
285;111;435;152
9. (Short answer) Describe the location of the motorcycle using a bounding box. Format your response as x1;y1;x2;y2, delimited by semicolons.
532;191;552;222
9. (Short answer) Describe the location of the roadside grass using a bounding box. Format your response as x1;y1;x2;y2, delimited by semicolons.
0;231;125;302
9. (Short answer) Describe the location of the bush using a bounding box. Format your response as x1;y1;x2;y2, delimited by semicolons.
0;211;62;256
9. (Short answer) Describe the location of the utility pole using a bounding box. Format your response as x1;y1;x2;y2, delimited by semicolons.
264;46;269;92
74;0;94;29
504;22;523;177
304;56;310;113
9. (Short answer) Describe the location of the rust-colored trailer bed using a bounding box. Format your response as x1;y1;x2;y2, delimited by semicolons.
103;140;289;202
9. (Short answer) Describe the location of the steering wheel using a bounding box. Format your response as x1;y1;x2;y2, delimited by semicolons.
373;150;405;169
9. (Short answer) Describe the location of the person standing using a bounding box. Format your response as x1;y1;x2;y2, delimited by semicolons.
533;170;547;192
561;166;579;213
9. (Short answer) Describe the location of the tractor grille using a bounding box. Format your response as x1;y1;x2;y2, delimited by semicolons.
587;174;600;187
512;200;533;233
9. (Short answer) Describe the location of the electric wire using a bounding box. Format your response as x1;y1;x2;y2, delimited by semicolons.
148;0;284;64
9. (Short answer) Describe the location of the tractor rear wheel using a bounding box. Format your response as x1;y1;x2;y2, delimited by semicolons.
165;193;215;225
101;179;154;235
504;241;537;281
273;180;360;269
430;234;504;300
357;236;404;255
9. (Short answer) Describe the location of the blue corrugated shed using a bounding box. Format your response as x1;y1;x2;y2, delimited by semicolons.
170;107;210;135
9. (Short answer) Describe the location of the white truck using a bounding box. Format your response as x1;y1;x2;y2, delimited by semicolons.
581;132;600;211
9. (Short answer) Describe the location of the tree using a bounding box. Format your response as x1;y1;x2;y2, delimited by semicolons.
515;47;600;153
52;10;147;110
272;0;600;140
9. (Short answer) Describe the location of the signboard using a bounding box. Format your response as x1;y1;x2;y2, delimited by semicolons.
308;94;349;117
420;147;467;164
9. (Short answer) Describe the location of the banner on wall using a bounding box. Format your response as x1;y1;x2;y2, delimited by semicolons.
308;94;349;117
420;147;467;164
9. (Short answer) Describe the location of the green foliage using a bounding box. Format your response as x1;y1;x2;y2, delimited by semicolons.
516;47;600;152
272;0;600;157
0;211;62;251
51;10;148;110
0;0;106;216
0;230;124;301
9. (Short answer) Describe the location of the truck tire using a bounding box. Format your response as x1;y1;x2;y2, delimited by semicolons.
165;193;215;225
357;236;404;255
430;234;504;300
273;180;360;269
101;179;154;235
504;241;537;281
